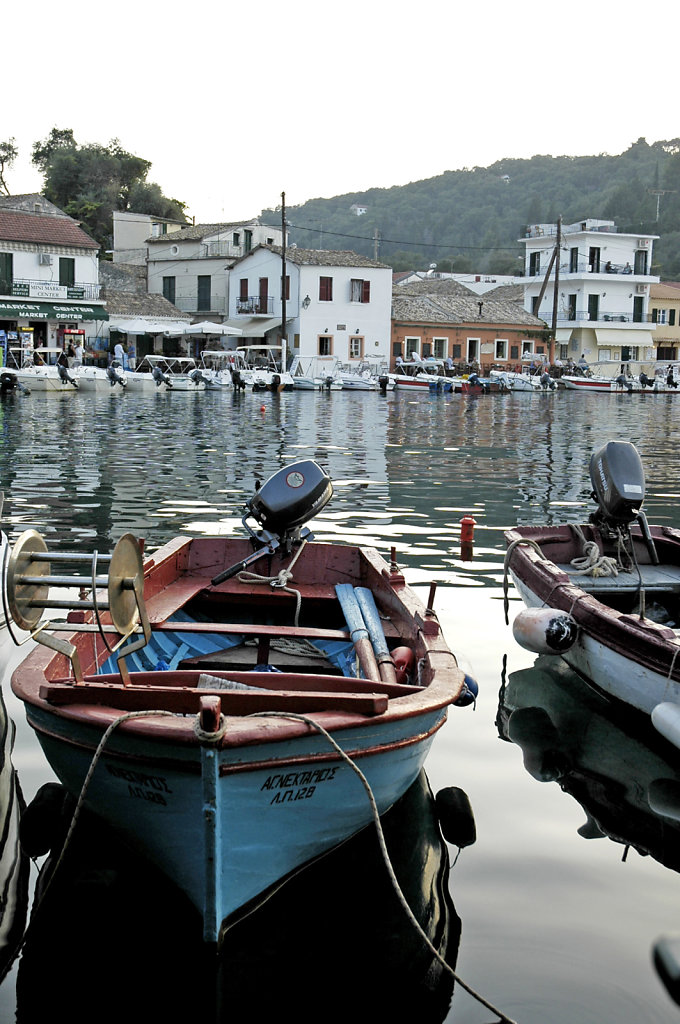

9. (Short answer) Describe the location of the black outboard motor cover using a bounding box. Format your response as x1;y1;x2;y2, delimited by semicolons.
246;460;333;536
589;441;645;524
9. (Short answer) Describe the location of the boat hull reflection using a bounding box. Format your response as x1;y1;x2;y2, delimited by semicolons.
17;770;461;1022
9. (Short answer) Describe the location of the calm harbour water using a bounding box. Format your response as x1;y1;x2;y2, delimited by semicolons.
1;385;679;1022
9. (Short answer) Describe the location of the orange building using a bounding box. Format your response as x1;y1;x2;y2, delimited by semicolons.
391;289;549;373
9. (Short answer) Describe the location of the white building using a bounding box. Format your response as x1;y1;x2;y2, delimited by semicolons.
226;246;393;370
521;219;659;365
146;219;285;322
112;210;186;265
0;194;108;357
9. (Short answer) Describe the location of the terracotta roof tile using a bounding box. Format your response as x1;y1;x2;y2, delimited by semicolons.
0;210;99;249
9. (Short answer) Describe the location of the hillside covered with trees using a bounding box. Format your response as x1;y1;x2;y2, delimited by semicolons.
262;138;680;279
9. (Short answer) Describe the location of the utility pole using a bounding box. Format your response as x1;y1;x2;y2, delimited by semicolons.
550;216;562;364
373;228;380;262
280;192;287;370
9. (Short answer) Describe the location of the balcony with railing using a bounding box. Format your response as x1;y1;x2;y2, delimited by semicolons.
235;296;275;316
556;309;654;326
0;278;102;301
171;294;228;315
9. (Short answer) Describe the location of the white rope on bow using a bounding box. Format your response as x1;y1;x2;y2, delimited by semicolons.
569;524;620;577
236;538;308;626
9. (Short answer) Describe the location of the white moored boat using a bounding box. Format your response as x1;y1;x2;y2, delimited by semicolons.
2;347;80;393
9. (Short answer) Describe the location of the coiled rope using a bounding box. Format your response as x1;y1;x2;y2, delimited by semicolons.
236;538;308;626
568;525;620;578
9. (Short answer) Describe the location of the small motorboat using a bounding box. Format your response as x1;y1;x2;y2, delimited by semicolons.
490;370;556;392
2;347;80;393
504;440;680;748
394;359;452;392
235;346;294;391
5;460;474;944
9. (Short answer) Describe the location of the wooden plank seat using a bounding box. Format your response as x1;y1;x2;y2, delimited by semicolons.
557;563;680;594
39;681;390;717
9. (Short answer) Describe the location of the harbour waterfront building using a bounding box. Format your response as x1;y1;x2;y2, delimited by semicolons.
227;246;393;371
649;282;680;362
145;220;285;324
391;289;548;373
0;194;108;362
521;219;658;367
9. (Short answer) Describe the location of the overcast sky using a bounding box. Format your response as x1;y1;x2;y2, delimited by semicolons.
5;0;677;225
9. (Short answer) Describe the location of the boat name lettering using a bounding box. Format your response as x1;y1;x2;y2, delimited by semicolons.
106;764;172;793
269;785;316;804
260;767;338;791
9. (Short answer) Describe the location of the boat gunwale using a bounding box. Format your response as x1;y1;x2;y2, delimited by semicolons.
505;523;680;680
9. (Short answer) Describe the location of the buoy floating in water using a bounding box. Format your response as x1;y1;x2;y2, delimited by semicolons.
512;607;578;655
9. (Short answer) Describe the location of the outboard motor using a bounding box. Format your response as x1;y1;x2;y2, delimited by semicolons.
540;371;555;391
231;368;246;390
639;372;653;388
152;366;173;389
0;371;29;395
615;373;633;393
106;361;127;388
57;363;78;387
378;374;389;394
211;461;333;584
189;369;208;387
589;440;658;563
269;373;281;392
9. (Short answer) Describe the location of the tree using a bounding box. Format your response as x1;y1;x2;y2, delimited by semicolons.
0;138;18;196
31;128;187;250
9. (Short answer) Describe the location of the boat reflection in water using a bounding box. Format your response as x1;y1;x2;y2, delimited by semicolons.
16;770;461;1023
496;655;680;866
496;655;680;1006
0;690;29;984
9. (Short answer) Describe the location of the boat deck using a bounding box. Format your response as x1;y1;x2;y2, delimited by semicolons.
556;563;680;593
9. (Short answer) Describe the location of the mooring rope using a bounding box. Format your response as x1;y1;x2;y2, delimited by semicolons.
243;710;519;1024
236;538;308;626
568;525;620;578
503;537;544;624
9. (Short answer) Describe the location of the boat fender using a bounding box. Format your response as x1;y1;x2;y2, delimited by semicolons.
512;607;578;655
19;782;75;858
647;778;680;822
435;787;476;848
391;645;415;685
454;673;479;707
507;706;566;781
651;703;680;750
155;658;170;671
653;935;680;1007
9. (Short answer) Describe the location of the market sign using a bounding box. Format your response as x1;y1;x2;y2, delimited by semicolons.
0;300;108;322
12;283;86;300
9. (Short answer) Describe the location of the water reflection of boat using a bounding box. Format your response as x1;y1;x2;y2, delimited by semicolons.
0;687;29;982
496;655;680;868
16;770;461;1022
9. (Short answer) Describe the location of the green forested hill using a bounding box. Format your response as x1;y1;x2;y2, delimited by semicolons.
261;138;680;279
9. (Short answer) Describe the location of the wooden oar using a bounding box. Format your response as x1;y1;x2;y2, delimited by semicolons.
334;584;380;681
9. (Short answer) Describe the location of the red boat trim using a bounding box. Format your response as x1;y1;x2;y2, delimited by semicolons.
22;708;447;775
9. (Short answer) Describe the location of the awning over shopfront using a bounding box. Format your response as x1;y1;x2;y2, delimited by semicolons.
594;328;655;348
223;317;281;338
0;300;109;321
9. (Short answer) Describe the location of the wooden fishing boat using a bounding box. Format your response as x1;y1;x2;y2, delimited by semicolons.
504;441;680;749
5;461;472;944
